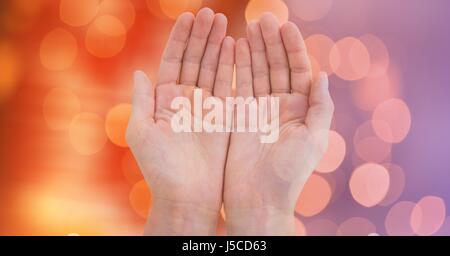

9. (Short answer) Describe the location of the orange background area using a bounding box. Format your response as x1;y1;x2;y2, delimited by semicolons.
0;0;448;236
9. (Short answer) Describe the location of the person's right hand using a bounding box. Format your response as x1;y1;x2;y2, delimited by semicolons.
224;13;334;235
126;8;234;235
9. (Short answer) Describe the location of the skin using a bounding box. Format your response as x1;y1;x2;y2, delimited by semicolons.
224;14;334;235
127;9;334;235
127;9;234;235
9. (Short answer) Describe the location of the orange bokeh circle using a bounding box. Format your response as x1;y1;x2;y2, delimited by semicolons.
158;0;202;20
305;34;335;75
315;130;346;173
98;0;136;30
305;218;338;236
40;28;78;71
60;0;99;27
129;179;152;219
43;88;81;130
359;34;390;78
296;173;332;217
352;74;399;112
290;0;333;22
85;15;127;58
372;98;411;143
353;121;392;163
411;196;446;236
385;201;416;236
337;217;376;236
105;103;132;147
330;37;371;81
245;0;289;24
69;113;107;155
349;163;390;207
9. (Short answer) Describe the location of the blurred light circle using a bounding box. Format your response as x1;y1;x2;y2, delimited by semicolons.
43;88;81;130
40;28;78;71
379;164;405;206
121;150;144;184
296;173;332;217
129;179;152;219
349;163;390;207
330;37;371;81
245;0;289;24
352;75;399;111
305;218;338;236
69;113;107;155
105;103;132;147
85;15;127;58
353;121;392;163
146;0;168;20
98;0;136;30
0;41;21;102
315;130;346;173
305;34;335;75
359;34;390;78
295;218;307;236
60;0;100;27
411;196;446;236
337;217;376;236
67;233;80;236
385;201;416;236
289;0;333;21
372;98;411;143
158;0;202;20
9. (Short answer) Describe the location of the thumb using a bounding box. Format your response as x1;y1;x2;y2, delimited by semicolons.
305;72;334;132
131;70;155;122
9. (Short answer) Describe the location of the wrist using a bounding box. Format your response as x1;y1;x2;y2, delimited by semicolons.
225;206;296;236
144;198;219;236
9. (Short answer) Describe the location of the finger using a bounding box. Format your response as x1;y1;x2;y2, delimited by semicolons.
179;8;215;86
213;36;235;99
305;73;334;131
235;38;253;98
157;12;195;86
280;22;312;95
198;13;228;92
259;13;290;93
247;21;270;96
131;71;154;121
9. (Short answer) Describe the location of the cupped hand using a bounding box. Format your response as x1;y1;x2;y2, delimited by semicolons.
126;8;234;235
224;13;334;235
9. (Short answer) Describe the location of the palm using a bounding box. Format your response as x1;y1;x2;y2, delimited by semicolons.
226;93;319;211
146;84;229;208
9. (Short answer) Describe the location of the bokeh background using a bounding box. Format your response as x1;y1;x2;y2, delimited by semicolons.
1;0;449;236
